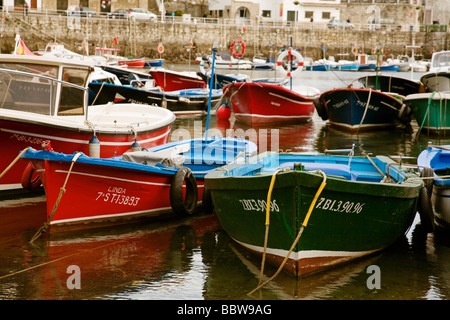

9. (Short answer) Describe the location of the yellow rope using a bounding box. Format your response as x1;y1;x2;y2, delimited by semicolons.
29;152;83;243
258;168;289;285
0;147;32;180
248;170;327;296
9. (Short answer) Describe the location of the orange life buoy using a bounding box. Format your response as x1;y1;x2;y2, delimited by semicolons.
371;48;377;55
230;39;246;58
157;44;165;54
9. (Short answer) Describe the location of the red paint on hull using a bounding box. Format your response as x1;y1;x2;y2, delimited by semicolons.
29;158;204;229
0;120;171;188
150;70;206;91
224;82;315;126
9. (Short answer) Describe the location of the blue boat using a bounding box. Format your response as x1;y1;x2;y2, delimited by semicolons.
330;61;360;71
314;88;412;131
358;64;376;71
377;65;400;72
305;64;329;71
144;58;164;67
418;144;450;231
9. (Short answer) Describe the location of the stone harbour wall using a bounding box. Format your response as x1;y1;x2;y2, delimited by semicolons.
2;14;448;63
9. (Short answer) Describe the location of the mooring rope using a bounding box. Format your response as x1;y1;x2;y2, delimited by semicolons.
257;168;290;286
29;152;83;243
248;169;327;296
0;147;31;180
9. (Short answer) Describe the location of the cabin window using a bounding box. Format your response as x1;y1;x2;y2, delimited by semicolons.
0;63;58;115
58;67;89;116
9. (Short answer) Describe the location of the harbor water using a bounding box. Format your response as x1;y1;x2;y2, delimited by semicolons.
0;67;449;302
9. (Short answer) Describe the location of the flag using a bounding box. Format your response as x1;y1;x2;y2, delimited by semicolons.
15;39;35;55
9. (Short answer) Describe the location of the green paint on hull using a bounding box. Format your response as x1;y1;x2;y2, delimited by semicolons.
205;152;423;276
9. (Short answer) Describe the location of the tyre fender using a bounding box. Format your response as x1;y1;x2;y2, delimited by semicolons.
170;167;198;216
418;187;435;233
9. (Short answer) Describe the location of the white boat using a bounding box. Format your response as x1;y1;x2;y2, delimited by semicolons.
0;54;175;193
419;51;450;92
208;51;253;70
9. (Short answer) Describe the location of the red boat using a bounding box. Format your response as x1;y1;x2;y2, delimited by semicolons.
150;69;206;91
222;82;316;126
0;54;175;193
117;57;146;68
21;138;257;231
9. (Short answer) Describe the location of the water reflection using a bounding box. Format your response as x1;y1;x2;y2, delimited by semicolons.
1;70;450;300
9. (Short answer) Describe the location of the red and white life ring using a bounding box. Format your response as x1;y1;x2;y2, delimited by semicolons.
371;48;377;54
230;39;246;58
276;48;304;77
157;44;165;54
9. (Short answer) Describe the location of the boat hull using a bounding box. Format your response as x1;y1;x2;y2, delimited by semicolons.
118;58;145;68
0;109;173;191
205;153;421;277
316;88;410;131
223;82;315;126
89;83;222;115
150;70;206;91
357;75;424;96
405;92;450;134
420;72;450;92
417;146;450;230
22;137;256;231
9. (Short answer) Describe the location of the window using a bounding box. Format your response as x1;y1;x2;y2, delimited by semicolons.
322;12;331;20
305;11;313;19
262;10;271;18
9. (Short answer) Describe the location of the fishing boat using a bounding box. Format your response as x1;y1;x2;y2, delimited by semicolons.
419;51;450;92
20;137;257;232
205;151;424;277
357;75;424;96
88;81;223;115
117;57;146;68
418;144;450;231
405;92;450;134
208;51;253;70
402;52;450;135
314;88;412;131
330;60;360;71
221;82;316;126
0;54;175;192
149;69;206;91
145;58;164;67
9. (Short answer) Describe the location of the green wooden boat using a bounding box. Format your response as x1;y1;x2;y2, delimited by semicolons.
405;92;450;134
205;152;425;277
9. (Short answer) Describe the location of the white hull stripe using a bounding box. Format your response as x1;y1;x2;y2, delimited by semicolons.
50;206;173;225
268;92;312;105
0;128;170;146
56;170;171;186
233;238;380;261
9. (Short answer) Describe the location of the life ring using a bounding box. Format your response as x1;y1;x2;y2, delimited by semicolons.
371;48;377;55
276;48;304;77
417;186;435;233
170;166;198;216
21;163;41;191
157;44;165;55
351;47;358;55
230;39;246;58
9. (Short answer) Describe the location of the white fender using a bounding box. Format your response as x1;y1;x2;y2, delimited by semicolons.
276;49;304;77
